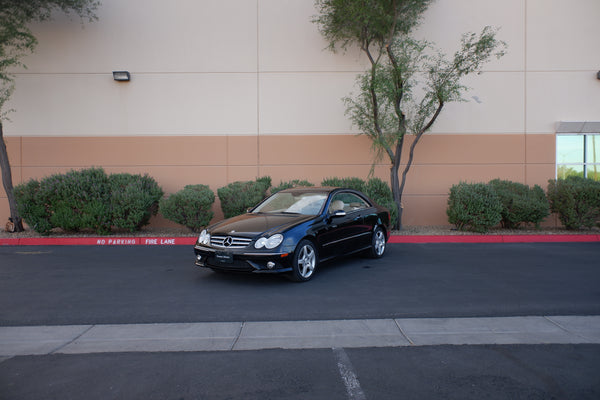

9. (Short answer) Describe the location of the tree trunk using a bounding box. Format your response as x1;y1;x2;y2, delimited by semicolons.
389;137;404;231
0;121;24;232
390;161;402;230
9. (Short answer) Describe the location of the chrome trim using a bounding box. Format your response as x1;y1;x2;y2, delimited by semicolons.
322;231;371;247
241;252;288;257
210;235;252;249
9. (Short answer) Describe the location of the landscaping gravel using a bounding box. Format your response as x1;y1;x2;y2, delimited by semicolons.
2;224;598;239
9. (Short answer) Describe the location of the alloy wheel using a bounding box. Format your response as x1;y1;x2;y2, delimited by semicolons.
297;244;316;279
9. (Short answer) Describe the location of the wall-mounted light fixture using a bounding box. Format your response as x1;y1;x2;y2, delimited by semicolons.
597;70;600;80
112;71;131;82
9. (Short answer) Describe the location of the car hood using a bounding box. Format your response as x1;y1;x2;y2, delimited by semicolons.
209;213;314;236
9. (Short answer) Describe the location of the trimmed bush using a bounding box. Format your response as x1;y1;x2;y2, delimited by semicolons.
364;177;398;228
110;173;164;232
488;179;549;229
38;168;111;235
217;176;272;218
547;176;600;230
321;176;398;227
321;177;367;192
160;184;215;232
270;179;314;194
447;182;503;233
14;168;163;235
14;179;54;235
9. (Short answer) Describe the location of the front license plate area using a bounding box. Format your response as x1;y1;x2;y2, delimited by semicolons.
215;251;233;264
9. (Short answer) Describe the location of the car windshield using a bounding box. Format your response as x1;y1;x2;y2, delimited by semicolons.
252;192;328;215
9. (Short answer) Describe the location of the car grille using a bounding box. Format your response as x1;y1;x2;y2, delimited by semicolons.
210;235;252;249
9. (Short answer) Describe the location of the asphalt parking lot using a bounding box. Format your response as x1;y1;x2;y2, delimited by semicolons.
1;243;599;325
1;242;599;399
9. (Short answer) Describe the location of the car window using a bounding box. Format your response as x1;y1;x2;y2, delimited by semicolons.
328;193;370;214
253;192;328;215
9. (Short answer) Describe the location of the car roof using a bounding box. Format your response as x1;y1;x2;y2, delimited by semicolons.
281;186;338;193
277;187;360;195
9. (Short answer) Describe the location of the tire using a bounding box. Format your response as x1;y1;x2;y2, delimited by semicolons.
368;226;386;258
289;239;318;282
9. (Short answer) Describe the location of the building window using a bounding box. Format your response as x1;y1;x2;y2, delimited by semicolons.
556;134;600;180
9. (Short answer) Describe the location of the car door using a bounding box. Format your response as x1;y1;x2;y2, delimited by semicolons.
317;192;371;259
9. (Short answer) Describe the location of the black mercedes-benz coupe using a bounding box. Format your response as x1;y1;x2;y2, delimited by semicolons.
194;187;390;281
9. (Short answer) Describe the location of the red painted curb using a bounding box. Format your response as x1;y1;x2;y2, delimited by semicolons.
0;237;197;246
1;234;599;246
388;234;600;244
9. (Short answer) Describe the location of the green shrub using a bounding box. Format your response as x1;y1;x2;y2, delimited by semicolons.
365;177;398;228
160;184;215;232
547;176;600;230
447;182;503;233
217;176;272;218
42;168;112;234
270;179;314;194
14;180;53;235
320;176;398;227
488;179;549;229
14;168;163;235
110;173;164;232
321;177;366;192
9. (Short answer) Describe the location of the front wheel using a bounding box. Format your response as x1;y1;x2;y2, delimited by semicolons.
368;226;386;258
289;239;318;282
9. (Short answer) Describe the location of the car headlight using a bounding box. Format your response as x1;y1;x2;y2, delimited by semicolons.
254;234;283;249
198;229;211;246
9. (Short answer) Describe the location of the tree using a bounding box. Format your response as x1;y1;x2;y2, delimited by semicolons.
313;0;506;229
0;0;99;231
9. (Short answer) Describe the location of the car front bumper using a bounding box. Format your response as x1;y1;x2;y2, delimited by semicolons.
194;245;293;274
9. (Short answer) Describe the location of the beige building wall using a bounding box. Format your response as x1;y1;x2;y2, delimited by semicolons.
2;0;600;228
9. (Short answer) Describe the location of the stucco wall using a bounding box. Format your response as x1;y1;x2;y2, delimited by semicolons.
1;0;599;228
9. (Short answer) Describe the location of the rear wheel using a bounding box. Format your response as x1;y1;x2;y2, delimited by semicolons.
368;226;386;258
289;239;318;282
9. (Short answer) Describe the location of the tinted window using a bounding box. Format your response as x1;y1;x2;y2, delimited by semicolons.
253;192;328;215
328;193;370;214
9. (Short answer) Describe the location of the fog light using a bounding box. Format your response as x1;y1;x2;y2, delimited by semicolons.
267;261;275;269
196;255;202;262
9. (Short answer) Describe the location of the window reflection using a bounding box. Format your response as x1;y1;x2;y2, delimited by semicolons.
556;135;583;164
587;135;600;164
557;164;584;179
556;134;600;181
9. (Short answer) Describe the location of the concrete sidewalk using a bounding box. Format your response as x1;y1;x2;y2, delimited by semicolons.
2;315;599;357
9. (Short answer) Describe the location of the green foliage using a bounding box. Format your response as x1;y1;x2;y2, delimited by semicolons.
365;177;398;228
547;177;600;230
321;177;367;192
14;168;163;235
488;179;549;229
217;176;272;218
313;0;433;52
160;184;215;232
0;1;100;232
313;1;506;229
270;180;314;194
42;167;111;234
110;173;164;232
447;182;502;233
321;176;398;227
12;179;52;234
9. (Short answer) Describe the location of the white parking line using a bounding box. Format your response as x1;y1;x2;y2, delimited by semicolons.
333;347;367;400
